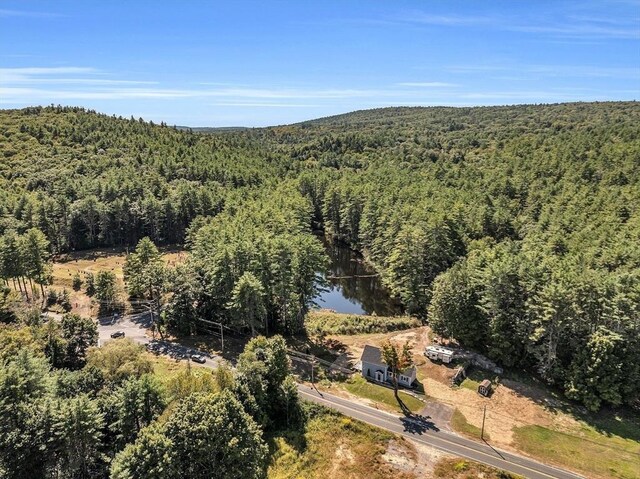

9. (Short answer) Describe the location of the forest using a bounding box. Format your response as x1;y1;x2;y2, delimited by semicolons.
1;102;639;416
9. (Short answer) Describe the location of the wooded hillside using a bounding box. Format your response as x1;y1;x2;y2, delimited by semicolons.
1;102;639;411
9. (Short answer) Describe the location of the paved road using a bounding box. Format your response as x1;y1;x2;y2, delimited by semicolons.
97;314;584;479
99;312;223;366
298;385;584;479
98;312;152;346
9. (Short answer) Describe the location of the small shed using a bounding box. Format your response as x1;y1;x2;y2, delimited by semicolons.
478;379;492;397
425;345;455;364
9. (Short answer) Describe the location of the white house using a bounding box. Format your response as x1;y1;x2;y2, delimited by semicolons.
360;344;416;388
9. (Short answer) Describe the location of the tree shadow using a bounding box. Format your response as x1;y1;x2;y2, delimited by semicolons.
499;369;640;443
399;413;440;435
396;394;440;434
287;332;350;364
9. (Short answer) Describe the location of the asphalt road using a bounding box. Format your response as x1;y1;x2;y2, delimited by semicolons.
297;385;585;479
97;314;584;479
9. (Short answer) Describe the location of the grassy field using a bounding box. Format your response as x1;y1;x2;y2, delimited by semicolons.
52;246;185;288
459;367;497;392
268;406;412;479
342;376;425;413
450;409;488;441
269;404;519;479
145;353;189;382
513;424;640;479
49;246;186;317
433;457;522;479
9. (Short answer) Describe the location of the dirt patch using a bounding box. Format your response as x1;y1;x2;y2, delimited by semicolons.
383;438;450;478
326;326;588;450
330;442;356;476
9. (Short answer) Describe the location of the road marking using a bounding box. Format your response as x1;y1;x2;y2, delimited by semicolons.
98;317;583;479
298;389;584;479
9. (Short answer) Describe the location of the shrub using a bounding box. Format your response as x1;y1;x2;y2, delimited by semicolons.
305;311;420;336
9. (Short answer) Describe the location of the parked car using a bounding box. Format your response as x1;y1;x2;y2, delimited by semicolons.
190;354;206;364
110;331;125;339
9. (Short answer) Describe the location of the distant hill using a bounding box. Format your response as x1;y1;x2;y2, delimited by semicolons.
1;102;639;411
176;125;252;133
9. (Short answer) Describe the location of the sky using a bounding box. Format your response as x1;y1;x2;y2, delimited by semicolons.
1;0;639;126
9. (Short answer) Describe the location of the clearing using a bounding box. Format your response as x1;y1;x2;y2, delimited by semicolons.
312;326;640;479
49;246;185;317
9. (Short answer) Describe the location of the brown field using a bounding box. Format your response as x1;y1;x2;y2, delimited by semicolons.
267;406;517;479
319;327;640;479
48;246;186;317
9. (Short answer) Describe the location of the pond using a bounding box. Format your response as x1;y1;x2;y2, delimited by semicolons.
312;235;403;316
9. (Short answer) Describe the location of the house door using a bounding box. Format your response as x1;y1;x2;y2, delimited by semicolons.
375;370;384;382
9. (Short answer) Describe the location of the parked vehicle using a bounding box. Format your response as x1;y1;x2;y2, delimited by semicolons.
190;354;206;364
110;331;125;339
425;345;455;363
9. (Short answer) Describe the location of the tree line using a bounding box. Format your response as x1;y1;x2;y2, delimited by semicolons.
1;102;639;411
0;300;303;478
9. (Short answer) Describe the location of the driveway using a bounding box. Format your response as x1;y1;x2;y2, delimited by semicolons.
97;312;220;367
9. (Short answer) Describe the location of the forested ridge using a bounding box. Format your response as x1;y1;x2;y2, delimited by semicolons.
1;102;640;412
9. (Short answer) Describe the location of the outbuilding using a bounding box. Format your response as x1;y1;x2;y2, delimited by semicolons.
478;379;492;397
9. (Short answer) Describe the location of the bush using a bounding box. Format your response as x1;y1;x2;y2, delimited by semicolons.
60;289;72;312
46;289;58;307
305;311;420;336
72;273;83;291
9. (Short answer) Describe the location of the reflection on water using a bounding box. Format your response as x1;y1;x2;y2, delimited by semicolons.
313;235;403;316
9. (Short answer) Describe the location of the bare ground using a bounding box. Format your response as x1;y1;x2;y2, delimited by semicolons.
324;327;590;449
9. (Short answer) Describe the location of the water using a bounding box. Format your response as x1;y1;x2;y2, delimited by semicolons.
313;235;403;316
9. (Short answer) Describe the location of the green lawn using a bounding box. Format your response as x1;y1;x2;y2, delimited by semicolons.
460;367;495;392
450;409;489;441
513;424;640;479
146;353;189;382
343;376;425;413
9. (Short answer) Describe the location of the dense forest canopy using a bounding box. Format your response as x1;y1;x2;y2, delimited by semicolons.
1;102;640;411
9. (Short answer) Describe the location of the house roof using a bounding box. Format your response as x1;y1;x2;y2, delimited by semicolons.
360;345;416;376
360;345;384;366
479;379;491;388
402;365;417;377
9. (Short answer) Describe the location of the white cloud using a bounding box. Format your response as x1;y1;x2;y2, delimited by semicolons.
209;102;320;108
396;82;458;88
446;64;640;80
400;13;492;27
0;65;635;109
396;10;640;40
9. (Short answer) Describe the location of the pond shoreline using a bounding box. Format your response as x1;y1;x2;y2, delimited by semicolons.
312;231;403;316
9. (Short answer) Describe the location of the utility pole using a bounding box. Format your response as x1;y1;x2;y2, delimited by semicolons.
481;404;487;440
311;359;315;385
219;322;224;353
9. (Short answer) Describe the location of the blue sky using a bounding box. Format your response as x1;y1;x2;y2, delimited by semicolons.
1;0;639;126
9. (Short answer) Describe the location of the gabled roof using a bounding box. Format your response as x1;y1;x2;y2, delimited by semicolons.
360;344;385;366
402;365;417;377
